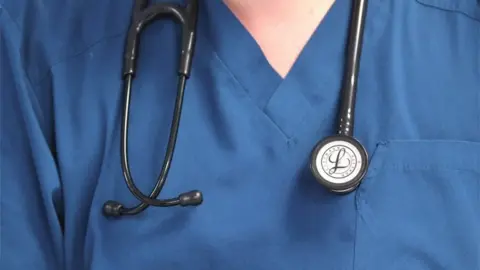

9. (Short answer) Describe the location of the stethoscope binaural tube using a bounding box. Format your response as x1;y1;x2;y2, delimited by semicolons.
103;0;202;218
310;0;369;194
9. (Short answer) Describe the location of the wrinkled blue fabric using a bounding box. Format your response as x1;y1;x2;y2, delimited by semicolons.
1;0;479;269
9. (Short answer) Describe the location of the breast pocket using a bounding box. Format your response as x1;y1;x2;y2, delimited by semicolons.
353;140;480;270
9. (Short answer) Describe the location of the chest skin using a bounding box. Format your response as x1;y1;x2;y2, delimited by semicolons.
5;0;479;269
223;0;337;77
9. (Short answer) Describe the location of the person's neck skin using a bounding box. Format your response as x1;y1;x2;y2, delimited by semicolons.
223;0;335;78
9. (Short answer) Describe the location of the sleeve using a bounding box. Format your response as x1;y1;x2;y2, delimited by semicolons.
0;6;63;269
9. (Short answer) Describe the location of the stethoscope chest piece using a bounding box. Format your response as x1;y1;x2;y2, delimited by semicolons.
310;135;368;194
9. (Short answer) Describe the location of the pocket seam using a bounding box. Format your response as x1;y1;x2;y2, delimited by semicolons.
415;0;480;22
380;164;480;174
358;139;480;194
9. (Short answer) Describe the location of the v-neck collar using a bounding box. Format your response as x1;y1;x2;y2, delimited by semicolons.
200;0;350;109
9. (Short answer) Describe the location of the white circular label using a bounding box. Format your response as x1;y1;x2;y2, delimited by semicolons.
314;140;363;184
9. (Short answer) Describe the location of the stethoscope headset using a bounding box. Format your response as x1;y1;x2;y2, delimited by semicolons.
103;0;369;218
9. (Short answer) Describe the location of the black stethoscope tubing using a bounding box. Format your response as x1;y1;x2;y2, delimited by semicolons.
309;0;369;193
103;0;369;218
338;0;367;138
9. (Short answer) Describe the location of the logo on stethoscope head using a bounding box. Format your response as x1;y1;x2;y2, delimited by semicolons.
311;137;366;187
321;145;358;179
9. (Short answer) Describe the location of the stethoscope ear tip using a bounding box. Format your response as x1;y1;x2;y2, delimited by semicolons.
179;190;203;206
310;135;368;194
103;200;124;217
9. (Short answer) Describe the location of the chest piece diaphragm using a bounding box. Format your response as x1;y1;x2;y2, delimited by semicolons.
310;135;368;193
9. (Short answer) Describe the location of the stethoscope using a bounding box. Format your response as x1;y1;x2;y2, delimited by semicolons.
103;0;369;218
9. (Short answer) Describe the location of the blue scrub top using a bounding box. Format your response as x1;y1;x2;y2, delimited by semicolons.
1;0;479;269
